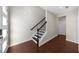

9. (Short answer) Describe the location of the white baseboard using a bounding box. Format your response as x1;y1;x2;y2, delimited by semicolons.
39;35;58;47
66;39;78;44
10;39;31;47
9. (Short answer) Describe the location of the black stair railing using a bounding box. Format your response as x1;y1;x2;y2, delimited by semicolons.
31;17;46;30
31;17;47;52
37;22;47;31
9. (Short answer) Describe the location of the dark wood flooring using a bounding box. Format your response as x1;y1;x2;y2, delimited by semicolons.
7;35;78;53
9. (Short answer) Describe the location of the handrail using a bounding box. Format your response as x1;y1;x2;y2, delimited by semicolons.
37;21;47;31
31;17;46;30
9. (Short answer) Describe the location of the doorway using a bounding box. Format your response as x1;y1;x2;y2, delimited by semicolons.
58;16;66;36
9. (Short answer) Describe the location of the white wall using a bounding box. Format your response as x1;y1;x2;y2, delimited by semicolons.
66;9;78;43
77;8;79;44
77;8;79;52
57;8;78;43
10;6;45;46
57;16;66;35
39;11;58;46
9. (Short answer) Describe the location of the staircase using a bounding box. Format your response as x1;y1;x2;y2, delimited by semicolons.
31;17;47;47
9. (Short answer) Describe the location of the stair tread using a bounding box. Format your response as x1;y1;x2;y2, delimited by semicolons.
38;31;45;33
37;33;42;36
35;35;41;38
37;33;43;35
32;37;38;42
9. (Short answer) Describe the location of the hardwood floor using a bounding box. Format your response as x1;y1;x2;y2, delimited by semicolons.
7;40;37;53
39;35;78;53
7;35;78;53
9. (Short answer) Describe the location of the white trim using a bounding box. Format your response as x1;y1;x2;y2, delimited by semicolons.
10;38;31;47
39;34;58;47
66;39;78;44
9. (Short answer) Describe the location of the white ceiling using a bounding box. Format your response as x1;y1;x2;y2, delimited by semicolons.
41;6;78;16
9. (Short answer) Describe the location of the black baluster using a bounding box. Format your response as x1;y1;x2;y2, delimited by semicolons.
37;29;39;52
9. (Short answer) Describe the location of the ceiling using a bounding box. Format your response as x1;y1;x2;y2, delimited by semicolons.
41;6;78;16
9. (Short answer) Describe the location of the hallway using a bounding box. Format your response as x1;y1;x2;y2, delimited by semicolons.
7;35;78;53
